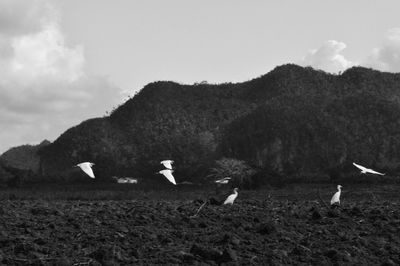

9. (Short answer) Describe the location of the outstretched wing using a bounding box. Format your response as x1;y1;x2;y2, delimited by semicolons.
160;169;176;185
354;162;385;175
366;168;385;175
78;163;95;178
161;160;173;169
215;178;230;184
353;162;367;171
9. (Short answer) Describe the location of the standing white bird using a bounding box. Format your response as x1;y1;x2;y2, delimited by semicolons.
158;169;177;185
76;162;95;178
215;177;231;184
160;160;174;170
223;188;239;205
353;162;385;175
330;185;342;206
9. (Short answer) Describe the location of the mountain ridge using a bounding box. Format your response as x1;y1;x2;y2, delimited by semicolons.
2;64;400;183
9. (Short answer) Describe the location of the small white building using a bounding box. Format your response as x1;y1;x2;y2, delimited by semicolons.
112;176;138;184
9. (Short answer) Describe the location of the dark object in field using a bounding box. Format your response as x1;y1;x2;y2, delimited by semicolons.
328;208;341;217
221;247;238;262
311;208;322;220
331;202;340;209
324;248;339;259
209;197;222;205
349;206;363;216
257;221;277;235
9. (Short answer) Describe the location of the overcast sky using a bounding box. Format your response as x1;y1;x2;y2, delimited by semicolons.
1;0;400;153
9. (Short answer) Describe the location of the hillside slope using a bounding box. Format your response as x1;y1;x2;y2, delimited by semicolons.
17;64;400;181
39;80;256;180
221;66;400;177
0;140;50;173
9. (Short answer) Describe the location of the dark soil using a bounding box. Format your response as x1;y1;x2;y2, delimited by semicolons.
0;187;399;265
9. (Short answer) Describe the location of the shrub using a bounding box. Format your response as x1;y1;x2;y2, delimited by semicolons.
208;158;256;188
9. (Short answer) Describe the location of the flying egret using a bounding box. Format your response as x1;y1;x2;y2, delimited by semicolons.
76;162;95;178
215;177;231;184
330;185;342;206
161;160;174;170
223;188;239;205
158;169;177;185
353;162;385;175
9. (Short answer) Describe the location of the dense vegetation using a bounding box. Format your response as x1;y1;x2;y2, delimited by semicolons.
38;80;256;182
0;140;50;171
0;140;50;186
221;66;400;179
2;64;400;185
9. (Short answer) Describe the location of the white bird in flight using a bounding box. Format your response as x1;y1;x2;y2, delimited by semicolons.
158;169;176;185
160;160;174;170
353;162;385;175
330;185;342;206
215;177;231;184
76;162;95;178
223;188;239;205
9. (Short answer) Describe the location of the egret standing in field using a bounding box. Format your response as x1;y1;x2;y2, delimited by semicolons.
353;162;385;175
330;185;342;207
161;160;174;170
157;169;177;185
76;162;95;178
223;188;239;205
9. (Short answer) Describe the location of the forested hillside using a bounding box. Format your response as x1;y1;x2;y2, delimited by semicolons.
4;64;400;183
0;140;50;172
0;140;50;186
221;66;400;177
39;80;256;181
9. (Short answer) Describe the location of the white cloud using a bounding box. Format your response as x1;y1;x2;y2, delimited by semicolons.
10;23;84;83
0;0;122;153
0;0;50;36
365;28;400;72
300;40;356;73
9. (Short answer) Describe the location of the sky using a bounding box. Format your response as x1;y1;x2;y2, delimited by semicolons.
1;0;400;153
